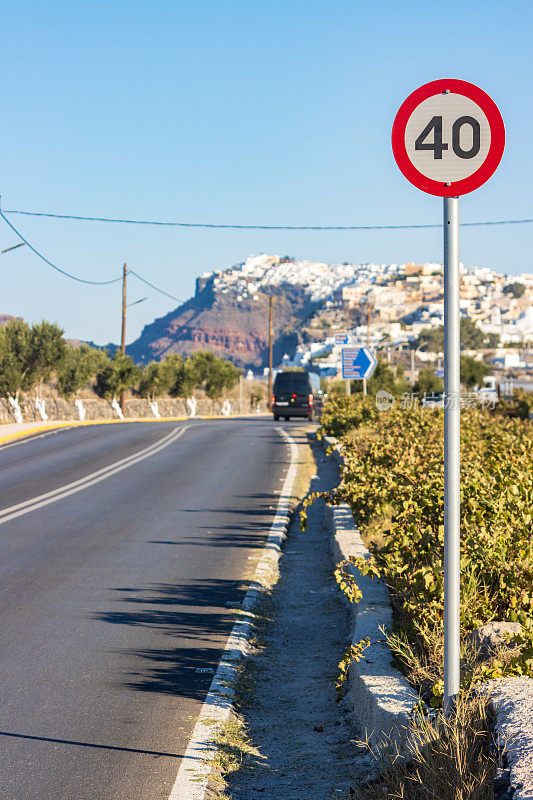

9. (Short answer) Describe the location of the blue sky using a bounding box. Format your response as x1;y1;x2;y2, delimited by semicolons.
0;0;531;344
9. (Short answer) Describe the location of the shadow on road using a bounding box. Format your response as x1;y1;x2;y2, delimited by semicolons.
90;423;312;705
93;579;252;701
0;730;183;758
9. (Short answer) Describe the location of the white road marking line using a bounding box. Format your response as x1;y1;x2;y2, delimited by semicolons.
167;426;298;800
0;425;190;526
0;426;73;451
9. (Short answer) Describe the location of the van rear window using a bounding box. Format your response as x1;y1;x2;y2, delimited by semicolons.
274;372;310;392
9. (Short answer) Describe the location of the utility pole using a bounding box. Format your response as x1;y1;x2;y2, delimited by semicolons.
121;264;127;354
268;295;274;409
120;264;127;415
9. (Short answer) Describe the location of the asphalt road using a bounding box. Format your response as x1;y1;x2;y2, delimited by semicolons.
0;418;296;800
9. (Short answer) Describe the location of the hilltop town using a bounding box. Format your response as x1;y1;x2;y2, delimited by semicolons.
190;253;533;374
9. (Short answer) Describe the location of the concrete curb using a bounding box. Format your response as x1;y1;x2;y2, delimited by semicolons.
324;502;419;751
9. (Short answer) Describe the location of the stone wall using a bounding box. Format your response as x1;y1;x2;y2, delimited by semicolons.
0;396;264;424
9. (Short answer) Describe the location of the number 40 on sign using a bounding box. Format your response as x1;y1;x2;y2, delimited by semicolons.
392;78;504;197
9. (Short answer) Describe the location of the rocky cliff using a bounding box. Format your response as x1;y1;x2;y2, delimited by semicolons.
127;274;318;369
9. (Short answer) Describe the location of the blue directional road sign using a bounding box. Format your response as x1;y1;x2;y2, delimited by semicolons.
341;347;377;380
334;333;350;346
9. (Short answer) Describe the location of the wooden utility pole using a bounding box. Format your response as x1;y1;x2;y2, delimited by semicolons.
121;264;127;355
120;264;127;415
268;295;274;409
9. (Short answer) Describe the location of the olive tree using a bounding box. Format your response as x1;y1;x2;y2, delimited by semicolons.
57;345;108;398
96;351;140;400
460;355;491;389
27;321;66;395
166;354;200;399
0;319;33;398
0;319;66;399
139;361;174;401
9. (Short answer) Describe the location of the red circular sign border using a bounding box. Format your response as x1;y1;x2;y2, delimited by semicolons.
391;79;505;197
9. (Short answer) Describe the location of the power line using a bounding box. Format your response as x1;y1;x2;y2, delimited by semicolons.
0;210;123;286
128;271;182;302
2;201;530;304
2;207;533;230
0;208;185;302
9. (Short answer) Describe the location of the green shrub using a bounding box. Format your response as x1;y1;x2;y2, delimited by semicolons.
314;399;533;702
320;395;379;438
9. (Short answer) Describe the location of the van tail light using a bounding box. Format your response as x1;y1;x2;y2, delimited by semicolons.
271;395;275;405
309;393;313;406
291;393;297;399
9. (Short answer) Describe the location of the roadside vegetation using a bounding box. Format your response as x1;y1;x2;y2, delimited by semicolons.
317;395;533;702
0;318;241;405
418;316;500;352
358;692;498;800
306;394;532;797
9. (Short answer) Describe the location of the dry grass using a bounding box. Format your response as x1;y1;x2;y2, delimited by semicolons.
349;624;513;799
205;716;264;800
387;619;523;709
204;427;317;797
361;507;395;552
357;692;499;800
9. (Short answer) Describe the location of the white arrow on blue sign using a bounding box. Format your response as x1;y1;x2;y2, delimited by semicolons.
341;347;377;380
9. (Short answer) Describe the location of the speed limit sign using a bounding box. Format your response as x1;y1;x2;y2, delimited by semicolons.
392;78;505;196
391;78;505;712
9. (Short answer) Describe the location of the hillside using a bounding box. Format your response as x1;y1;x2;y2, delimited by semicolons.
127;258;322;368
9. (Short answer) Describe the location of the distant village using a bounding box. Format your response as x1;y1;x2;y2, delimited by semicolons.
201;253;533;382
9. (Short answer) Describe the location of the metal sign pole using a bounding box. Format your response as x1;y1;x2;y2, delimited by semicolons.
443;196;461;711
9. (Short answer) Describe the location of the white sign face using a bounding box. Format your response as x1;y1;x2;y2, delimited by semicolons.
392;79;505;197
404;93;491;183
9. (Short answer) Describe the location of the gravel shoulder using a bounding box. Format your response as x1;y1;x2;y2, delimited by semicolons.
221;431;365;800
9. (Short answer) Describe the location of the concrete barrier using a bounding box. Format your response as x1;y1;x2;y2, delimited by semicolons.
324;503;419;752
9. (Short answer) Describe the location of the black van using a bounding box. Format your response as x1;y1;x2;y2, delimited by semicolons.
271;370;323;421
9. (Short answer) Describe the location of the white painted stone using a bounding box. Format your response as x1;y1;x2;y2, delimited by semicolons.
8;397;23;424
74;398;86;421
111;398;124;420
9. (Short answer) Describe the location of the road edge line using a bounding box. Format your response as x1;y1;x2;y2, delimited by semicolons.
167;426;299;800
